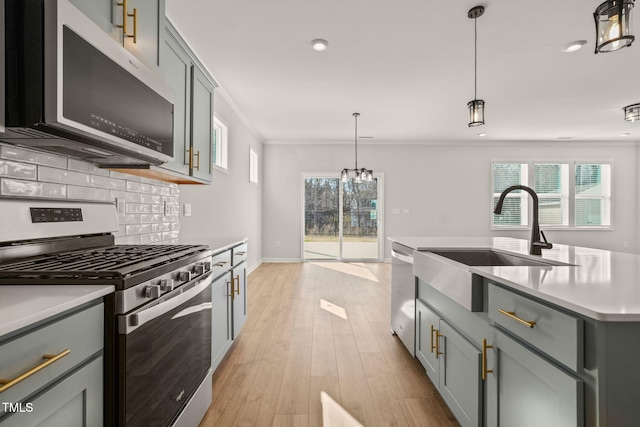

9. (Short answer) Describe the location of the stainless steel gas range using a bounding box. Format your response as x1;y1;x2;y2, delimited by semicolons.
0;198;214;427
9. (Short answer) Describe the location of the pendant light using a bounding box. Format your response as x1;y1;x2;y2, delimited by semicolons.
341;113;373;183
467;6;485;127
594;0;635;53
624;103;640;121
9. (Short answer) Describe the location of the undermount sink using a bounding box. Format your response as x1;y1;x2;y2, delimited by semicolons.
430;249;569;267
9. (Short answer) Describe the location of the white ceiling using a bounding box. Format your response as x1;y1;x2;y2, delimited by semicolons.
166;0;640;143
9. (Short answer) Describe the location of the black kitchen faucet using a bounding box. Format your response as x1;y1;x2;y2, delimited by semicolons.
493;185;553;256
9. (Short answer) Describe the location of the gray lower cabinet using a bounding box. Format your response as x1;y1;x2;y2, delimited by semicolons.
210;242;248;372
485;329;583;427
211;273;232;372
415;299;481;427
0;301;104;426
231;261;247;339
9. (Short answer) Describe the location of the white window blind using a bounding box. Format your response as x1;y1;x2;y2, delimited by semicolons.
492;163;529;226
575;164;611;227
534;164;569;227
492;161;612;229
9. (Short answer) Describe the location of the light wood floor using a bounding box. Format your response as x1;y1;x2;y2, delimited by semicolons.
199;262;460;427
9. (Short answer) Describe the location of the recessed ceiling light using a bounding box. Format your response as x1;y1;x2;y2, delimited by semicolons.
477;132;487;137
621;132;631;137
557;136;575;140
562;40;587;53
310;39;328;51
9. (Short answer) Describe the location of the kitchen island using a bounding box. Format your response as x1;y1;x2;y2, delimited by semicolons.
390;236;640;427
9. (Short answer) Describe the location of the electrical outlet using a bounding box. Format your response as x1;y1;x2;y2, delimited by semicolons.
275;240;280;248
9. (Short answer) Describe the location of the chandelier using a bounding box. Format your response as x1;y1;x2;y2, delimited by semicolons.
341;113;373;182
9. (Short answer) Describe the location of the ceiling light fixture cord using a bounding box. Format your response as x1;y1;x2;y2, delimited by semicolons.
474;14;478;101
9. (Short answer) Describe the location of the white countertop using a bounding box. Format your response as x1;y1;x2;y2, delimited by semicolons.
179;236;248;255
390;236;640;322
0;285;114;337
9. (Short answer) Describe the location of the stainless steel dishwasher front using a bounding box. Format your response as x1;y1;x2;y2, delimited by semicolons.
390;242;416;356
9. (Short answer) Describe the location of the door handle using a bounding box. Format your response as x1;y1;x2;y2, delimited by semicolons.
435;329;443;359
0;349;70;393
234;275;240;296
482;338;494;380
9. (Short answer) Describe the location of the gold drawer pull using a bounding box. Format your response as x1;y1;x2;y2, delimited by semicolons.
430;325;436;353
234;275;240;296
482;338;493;380
0;349;70;393
215;261;229;267
498;309;536;328
235;252;246;257
434;329;443;359
227;278;235;300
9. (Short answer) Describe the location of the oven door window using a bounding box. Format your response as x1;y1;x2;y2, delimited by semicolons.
118;278;212;426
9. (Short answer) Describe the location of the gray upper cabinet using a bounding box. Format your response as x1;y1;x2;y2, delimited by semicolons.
190;65;214;181
158;20;216;184
485;329;583;427
160;29;191;176
68;0;164;68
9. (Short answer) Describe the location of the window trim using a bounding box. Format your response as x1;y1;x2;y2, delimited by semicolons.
213;114;228;172
490;159;613;231
249;146;259;184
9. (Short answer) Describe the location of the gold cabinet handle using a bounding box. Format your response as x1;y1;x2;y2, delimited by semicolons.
215;261;229;267
430;325;436;353
498;309;536;328
187;146;193;168
482;338;494;380
434;329;443;359
126;8;138;43
116;0;129;35
194;150;201;171
0;349;70;393
234;275;240;296
227;278;235;300
236;252;246;257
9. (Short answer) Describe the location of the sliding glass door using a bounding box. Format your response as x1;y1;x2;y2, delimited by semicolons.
303;174;382;261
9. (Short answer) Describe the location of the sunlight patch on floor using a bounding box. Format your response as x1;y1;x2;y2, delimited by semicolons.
312;262;379;282
320;299;348;319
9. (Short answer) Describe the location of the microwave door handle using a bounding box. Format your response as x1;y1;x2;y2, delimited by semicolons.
119;272;213;335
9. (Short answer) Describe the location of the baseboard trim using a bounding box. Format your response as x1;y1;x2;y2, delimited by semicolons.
261;258;303;263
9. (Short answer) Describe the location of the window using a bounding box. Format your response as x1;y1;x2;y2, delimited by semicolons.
213;115;228;170
492;161;611;229
249;147;259;184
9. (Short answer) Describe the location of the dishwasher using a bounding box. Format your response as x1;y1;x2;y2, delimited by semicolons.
390;242;417;356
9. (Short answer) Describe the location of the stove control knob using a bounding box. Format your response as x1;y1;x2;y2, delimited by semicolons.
194;264;205;275
179;271;192;282
145;285;161;299
203;261;212;272
160;279;174;292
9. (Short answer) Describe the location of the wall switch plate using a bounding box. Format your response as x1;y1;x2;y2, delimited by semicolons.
392;209;401;215
403;208;410;214
116;198;126;215
183;203;192;217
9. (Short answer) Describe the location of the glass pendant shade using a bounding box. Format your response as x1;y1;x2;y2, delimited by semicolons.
624;103;640;121
594;0;635;53
467;99;485;127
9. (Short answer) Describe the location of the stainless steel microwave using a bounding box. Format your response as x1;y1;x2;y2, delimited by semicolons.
2;0;174;167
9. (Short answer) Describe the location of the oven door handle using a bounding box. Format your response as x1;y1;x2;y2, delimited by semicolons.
118;272;213;335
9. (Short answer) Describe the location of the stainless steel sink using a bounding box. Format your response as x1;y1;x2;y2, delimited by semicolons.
429;249;566;267
414;249;574;312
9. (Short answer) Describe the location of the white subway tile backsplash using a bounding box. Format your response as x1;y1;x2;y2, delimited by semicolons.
67;159;110;176
67;185;110;201
0;145;67;168
0;144;179;244
91;174;126;190
0;160;37;179
1;178;67;198
39;166;90;186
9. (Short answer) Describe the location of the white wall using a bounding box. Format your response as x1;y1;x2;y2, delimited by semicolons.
263;141;638;260
179;94;263;270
